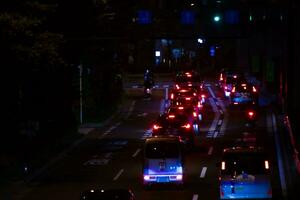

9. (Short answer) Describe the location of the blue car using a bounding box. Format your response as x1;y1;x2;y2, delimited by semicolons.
218;146;272;199
230;83;258;105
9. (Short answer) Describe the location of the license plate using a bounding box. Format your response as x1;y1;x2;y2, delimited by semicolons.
157;176;169;182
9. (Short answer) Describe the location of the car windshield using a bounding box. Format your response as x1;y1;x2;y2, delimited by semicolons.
222;152;267;175
145;142;180;159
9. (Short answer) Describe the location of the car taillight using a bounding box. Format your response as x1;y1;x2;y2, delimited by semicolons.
144;175;150;180
168;115;175;119
248;111;254;117
232;87;236;93
176;175;183;180
233;75;237;78
224;86;228;90
252;86;257;92
220;73;223;81
265;160;269;169
171;93;174;99
193;112;197;117
182;123;191;129
185;97;191;100
267;188;272;196
153;124;162;130
176;84;180;90
193;92;197;96
221;161;226;170
188;83;193;87
178;106;184;110
201;94;205;98
187;74;192;77
198;102;201;108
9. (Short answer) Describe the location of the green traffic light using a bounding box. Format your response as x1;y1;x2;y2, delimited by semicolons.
214;15;221;22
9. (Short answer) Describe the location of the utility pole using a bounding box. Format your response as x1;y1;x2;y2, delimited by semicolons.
79;64;83;124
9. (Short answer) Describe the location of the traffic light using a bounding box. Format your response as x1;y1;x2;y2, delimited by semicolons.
213;15;221;22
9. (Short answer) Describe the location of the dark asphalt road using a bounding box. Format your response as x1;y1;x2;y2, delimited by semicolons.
9;78;285;200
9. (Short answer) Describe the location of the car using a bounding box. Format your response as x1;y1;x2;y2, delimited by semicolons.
218;146;272;199
143;136;185;187
80;188;136;200
230;82;258;105
151;109;198;144
174;71;206;104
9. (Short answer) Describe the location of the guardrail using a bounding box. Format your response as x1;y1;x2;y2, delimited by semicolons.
284;115;300;174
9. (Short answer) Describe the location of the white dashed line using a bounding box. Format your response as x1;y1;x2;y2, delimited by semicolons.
192;194;199;200
132;85;138;88
200;167;207;178
219;110;224;115
208;147;213;155
207;87;216;98
132;148;141;158
126;101;136;118
213;131;218;138
113;169;124;181
218;119;223;126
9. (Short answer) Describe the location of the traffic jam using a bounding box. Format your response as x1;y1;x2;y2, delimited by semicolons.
140;70;273;199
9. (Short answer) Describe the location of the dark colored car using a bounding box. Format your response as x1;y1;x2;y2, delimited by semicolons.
80;188;136;200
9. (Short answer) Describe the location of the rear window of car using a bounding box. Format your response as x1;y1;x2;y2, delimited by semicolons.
145;142;180;159
221;152;267;175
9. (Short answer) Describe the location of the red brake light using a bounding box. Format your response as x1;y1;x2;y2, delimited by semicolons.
188;83;193;87
182;123;191;129
233;75;237;78
178;106;184;110
153;124;162;130
252;86;257;92
193;93;197;96
168;115;175;119
265;160;269;169
176;84;180;90
201;94;205;98
187;74;192;77
231;87;235;93
221;161;226;170
248;111;254;116
193;112;197;117
171;93;174;99
185;97;191;100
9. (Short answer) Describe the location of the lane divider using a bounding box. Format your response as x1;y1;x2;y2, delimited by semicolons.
200;167;208;178
126;101;136;119
113;169;124;181
132;148;141;158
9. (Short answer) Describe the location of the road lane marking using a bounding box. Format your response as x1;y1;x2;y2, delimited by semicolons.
207;87;216;98
213;131;218;138
192;194;199;200
208;147;213;155
215;101;219;106
200;167;207;178
126;101;136;118
132;148;141;158
113;169;124;181
219;110;223;115
78;128;94;135
132;85;138;88
218;119;223;126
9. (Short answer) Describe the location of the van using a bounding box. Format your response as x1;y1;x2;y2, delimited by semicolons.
143;136;184;186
